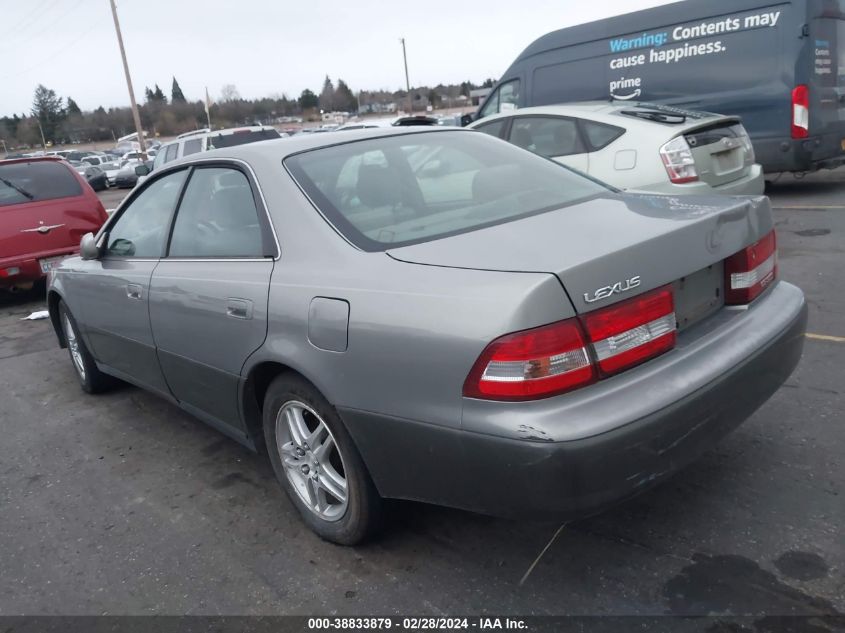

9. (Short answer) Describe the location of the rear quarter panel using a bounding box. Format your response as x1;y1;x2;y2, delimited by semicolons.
243;158;575;429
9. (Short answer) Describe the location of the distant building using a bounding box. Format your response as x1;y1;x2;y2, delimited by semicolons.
470;88;491;106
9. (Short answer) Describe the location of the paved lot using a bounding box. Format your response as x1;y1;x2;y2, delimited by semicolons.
1;174;843;620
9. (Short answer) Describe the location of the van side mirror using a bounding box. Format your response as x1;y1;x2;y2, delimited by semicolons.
460;113;475;127
135;164;150;176
80;232;100;260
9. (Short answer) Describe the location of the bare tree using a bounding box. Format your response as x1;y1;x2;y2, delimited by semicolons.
220;84;241;102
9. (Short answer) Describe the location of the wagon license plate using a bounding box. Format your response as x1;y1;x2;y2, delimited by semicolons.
39;256;65;273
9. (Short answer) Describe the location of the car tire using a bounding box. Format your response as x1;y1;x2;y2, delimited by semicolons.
58;301;114;394
263;374;382;545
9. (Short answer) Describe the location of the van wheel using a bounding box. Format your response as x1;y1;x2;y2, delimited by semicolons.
263;374;382;545
58;301;114;394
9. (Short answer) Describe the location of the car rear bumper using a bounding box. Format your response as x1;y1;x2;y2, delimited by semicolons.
633;164;764;196
341;281;807;519
0;248;76;288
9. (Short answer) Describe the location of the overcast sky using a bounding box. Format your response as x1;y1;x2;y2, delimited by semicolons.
1;0;679;116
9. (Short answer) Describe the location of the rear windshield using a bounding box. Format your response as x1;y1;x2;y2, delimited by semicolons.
285;130;611;251
208;129;281;149
0;161;83;207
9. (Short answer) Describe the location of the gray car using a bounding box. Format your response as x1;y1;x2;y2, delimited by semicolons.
46;128;807;545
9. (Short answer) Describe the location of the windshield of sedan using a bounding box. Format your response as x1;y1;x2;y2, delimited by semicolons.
285;130;611;251
0;161;83;207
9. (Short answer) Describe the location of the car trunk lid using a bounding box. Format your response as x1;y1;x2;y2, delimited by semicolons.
387;193;774;316
684;119;754;187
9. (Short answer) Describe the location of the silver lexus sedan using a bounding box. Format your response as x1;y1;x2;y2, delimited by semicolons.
46;128;807;545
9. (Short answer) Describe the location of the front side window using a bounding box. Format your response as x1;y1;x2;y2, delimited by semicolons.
478;79;520;120
168;167;264;258
105;170;187;258
0;161;82;206
285;130;609;251
509;116;584;158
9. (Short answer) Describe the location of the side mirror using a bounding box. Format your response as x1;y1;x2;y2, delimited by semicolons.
80;232;100;260
460;113;475;127
134;164;150;176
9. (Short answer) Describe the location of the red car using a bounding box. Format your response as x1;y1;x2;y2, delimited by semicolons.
0;157;107;291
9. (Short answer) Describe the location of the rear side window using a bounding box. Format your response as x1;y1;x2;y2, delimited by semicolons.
473;119;507;139
207;129;281;150
168;168;264;258
0;161;82;206
509;116;584;157
182;138;202;156
581;121;625;151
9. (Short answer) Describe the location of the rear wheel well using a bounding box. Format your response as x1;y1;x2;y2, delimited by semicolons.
243;361;309;453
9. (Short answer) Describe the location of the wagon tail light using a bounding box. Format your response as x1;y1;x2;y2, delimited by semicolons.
463;287;677;401
659;136;698;184
791;84;809;139
724;230;778;305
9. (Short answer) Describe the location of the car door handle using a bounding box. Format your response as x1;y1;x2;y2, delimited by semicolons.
126;283;143;300
226;298;253;320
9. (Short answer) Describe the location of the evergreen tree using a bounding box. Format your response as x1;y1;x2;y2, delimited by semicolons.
31;84;65;141
153;84;167;103
171;77;186;103
66;97;82;116
298;88;318;110
319;75;335;111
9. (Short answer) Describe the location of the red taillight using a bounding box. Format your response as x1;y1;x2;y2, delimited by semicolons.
582;286;677;376
725;230;778;305
462;319;596;401
792;85;809;139
463;287;679;401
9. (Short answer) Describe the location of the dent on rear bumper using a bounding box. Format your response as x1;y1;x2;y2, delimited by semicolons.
340;282;806;519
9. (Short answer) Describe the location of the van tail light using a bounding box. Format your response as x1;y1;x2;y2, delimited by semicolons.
792;85;809;139
462;319;596;401
582;286;677;376
725;230;778;305
659;136;699;184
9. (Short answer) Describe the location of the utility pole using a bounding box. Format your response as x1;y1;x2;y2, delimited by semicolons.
36;120;47;151
400;38;412;115
109;0;147;160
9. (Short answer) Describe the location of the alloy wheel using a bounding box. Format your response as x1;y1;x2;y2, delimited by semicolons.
63;314;86;380
275;400;348;521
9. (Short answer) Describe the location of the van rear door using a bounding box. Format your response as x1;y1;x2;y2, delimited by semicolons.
809;6;845;149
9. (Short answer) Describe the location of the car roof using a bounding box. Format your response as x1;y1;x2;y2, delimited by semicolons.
167;126;464;167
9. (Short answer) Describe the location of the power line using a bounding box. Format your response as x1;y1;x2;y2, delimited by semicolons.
2;0;87;51
0;22;100;81
0;0;64;49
